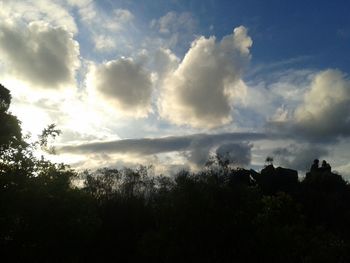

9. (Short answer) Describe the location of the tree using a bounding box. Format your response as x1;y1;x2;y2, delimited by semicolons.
0;84;22;149
0;85;100;262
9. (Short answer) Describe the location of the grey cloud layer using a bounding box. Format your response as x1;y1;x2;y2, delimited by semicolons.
0;21;79;88
59;132;267;156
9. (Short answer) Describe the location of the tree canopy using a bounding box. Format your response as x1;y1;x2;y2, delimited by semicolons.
1;84;350;262
0;84;22;149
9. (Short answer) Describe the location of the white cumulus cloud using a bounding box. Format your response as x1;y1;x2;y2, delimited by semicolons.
0;21;80;89
293;69;350;138
159;26;252;129
0;0;78;34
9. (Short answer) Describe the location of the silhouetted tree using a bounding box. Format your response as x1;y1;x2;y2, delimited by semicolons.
2;84;350;262
0;84;22;149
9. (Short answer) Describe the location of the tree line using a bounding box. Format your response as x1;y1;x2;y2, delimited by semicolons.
1;84;350;262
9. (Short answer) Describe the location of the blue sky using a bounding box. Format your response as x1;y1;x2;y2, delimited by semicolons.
1;0;350;176
88;0;350;71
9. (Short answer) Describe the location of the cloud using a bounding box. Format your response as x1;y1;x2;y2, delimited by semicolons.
241;69;313;128
150;11;197;49
216;142;252;167
93;35;117;51
151;11;196;35
59;132;264;171
74;1;136;52
0;21;80;89
184;141;252;169
0;0;78;34
87;58;153;117
182;135;217;168
151;48;179;82
273;143;328;171
113;9;134;24
59;132;267;156
158;26;252;129
293;69;350;139
78;4;134;30
267;69;350;142
65;0;92;8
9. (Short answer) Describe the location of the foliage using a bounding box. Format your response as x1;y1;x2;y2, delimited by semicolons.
39;124;61;154
0;84;22;150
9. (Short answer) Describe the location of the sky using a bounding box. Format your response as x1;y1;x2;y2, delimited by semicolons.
1;0;350;176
